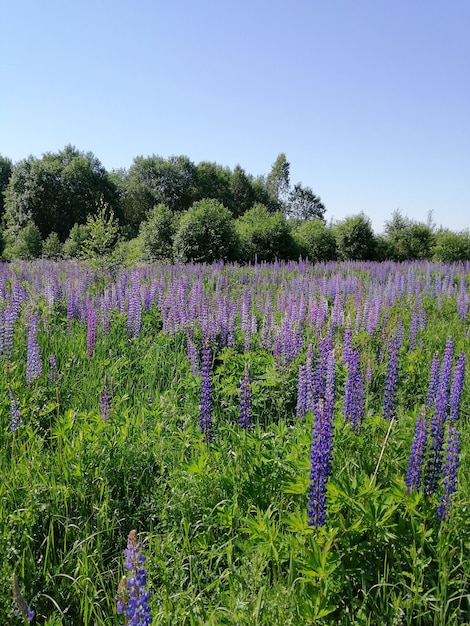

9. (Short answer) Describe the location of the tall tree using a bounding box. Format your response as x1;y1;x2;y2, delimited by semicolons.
287;183;326;221
3;145;119;241
265;153;290;211
0;154;12;218
333;213;377;261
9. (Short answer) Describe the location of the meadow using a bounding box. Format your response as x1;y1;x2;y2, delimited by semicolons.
1;258;469;625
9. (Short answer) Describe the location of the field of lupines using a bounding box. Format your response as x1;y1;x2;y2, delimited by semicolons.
1;258;469;625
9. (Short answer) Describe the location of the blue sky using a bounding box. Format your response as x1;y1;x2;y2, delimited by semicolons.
1;0;469;234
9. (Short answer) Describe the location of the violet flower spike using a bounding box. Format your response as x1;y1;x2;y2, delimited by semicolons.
116;530;152;625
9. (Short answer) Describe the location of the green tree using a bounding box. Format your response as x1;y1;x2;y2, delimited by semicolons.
42;231;62;259
228;165;256;217
235;203;297;262
3;221;42;260
81;201;120;258
3;145;119;241
192;161;232;208
63;223;90;258
124;154;196;221
287;183;326;221
0;154;12;218
432;229;470;262
265;153;290;212
293;219;337;262
383;210;435;260
333;213;377;261
139;204;177;261
173;199;239;263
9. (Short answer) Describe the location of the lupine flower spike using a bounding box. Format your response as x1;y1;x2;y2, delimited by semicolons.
116;530;152;625
12;573;35;623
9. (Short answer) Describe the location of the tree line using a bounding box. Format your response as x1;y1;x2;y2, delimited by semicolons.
1;146;469;264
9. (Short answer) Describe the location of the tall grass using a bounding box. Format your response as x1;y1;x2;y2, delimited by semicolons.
1;259;469;624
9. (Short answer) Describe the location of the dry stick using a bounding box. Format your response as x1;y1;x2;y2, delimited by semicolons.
370;417;395;486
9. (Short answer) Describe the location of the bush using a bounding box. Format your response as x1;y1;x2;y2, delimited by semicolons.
42;232;62;259
173;199;239;263
3;222;43;260
235;204;297;262
139;204;177;261
292;219;338;262
432;229;470;262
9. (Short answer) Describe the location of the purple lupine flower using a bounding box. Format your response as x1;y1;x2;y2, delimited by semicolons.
127;274;142;337
437;426;460;521
342;326;352;365
426;352;440;408
424;338;455;496
48;354;57;383
308;398;334;527
406;405;428;492
86;303;97;358
10;393;22;432
449;351;466;423
312;334;333;408
296;364;307;419
239;363;252;429
382;333;399;421
26;315;42;384
100;380;112;421
199;341;213;442
186;334;200;377
12;573;35;623
116;530;152;625
343;349;365;432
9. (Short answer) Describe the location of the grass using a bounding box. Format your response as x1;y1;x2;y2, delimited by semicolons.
1;258;469;625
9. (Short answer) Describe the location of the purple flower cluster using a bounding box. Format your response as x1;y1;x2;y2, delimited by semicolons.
10;392;22;432
437;426;460;521
449;351;466;423
86;303;97;358
406;405;428;492
382;333;399;421
343;349;365;432
239;363;252;429
12;573;35;623
100;380;112;421
308;398;334;528
116;530;152;625
424;337;454;496
308;344;335;527
199;341;213;442
26;315;42;384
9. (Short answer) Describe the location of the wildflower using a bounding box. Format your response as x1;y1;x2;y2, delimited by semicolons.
426;352;440;408
116;530;152;625
449;351;466;423
48;354;57;382
343;349;365;432
406;405;428;492
86;303;97;358
10;393;22;432
12;573;35;623
200;340;213;442
437;426;460;521
308;399;334;527
424;337;454;496
239;363;252;429
383;333;399;421
26;315;42;384
100;380;112;421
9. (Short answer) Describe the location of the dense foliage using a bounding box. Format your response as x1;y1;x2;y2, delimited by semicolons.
2;147;469;264
1;258;469;625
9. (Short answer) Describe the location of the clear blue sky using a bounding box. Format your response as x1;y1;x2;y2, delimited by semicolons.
1;0;469;234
